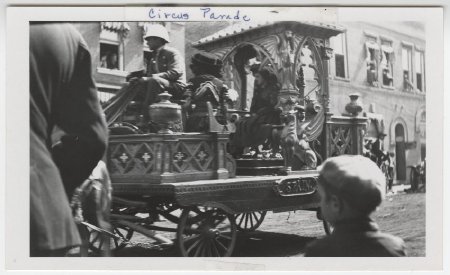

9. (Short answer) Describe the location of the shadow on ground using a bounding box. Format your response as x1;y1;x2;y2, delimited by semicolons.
112;230;316;257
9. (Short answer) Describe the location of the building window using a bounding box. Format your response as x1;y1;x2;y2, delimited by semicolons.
100;43;120;70
402;46;413;91
365;39;379;86
415;50;425;92
98;23;129;72
330;33;347;79
381;40;394;87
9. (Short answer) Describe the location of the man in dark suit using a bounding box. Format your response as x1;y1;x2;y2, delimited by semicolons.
30;23;108;256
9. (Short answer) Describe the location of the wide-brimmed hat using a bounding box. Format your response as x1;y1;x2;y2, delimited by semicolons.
144;24;170;43
191;52;223;68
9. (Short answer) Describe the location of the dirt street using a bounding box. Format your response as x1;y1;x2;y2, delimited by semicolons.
113;192;425;257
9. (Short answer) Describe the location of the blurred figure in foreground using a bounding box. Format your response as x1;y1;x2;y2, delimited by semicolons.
30;23;108;256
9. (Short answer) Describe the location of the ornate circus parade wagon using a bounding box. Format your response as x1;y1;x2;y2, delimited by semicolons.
86;21;368;257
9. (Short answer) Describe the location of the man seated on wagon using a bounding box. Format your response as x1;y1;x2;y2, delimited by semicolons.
183;51;236;132
103;24;186;131
231;66;282;157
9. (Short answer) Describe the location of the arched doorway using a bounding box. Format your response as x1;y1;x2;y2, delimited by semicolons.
395;124;407;181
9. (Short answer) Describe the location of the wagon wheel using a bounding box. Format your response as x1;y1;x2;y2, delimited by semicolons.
235;211;266;232
177;206;237;257
323;220;334;235
89;223;134;254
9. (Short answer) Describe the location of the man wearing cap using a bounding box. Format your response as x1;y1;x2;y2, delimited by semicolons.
304;155;406;257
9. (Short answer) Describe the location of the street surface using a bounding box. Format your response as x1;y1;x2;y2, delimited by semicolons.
113;191;425;257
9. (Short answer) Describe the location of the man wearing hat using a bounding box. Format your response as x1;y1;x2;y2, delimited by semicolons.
304;155;406;257
184;51;233;132
122;24;186;127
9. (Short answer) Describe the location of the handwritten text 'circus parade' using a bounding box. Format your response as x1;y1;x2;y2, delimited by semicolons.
148;8;251;21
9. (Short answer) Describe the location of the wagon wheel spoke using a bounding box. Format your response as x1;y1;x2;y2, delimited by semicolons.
186;237;203;256
237;214;245;227
113;236;119;248
98;238;104;250
211;240;221;256
213;215;228;227
186;212;210;225
214;238;229;252
193;241;205;257
177;207;236;257
114;227;126;239
203;240;212;257
249;213;254;228
218;233;232;241
251;212;259;223
235;211;266;232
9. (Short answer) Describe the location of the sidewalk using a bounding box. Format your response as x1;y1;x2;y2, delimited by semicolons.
387;184;411;196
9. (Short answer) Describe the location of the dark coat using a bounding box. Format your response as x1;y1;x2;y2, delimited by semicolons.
232;84;281;148
184;74;224;132
30;23;107;252
146;45;186;98
304;218;406;257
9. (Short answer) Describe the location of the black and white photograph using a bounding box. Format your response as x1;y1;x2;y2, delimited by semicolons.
3;4;445;273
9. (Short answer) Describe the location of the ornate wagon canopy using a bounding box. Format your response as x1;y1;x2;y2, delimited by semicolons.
193;21;345;147
192;21;344;111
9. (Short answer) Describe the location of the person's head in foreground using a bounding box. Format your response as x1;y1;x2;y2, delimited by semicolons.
318;154;385;225
304;155;406;257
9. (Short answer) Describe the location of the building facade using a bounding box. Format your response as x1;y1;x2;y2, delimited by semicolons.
328;21;426;183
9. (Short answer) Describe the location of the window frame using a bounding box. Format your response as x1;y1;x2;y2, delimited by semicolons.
380;39;394;89
415;49;425;93
364;34;380;87
401;42;414;92
98;27;125;73
330;31;349;81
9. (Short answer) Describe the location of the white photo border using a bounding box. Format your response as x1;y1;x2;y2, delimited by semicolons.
3;4;445;273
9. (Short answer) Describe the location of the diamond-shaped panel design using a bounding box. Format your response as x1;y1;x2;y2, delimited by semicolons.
134;143;155;173
172;142;192;172
110;143;132;172
193;141;213;171
330;126;352;156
